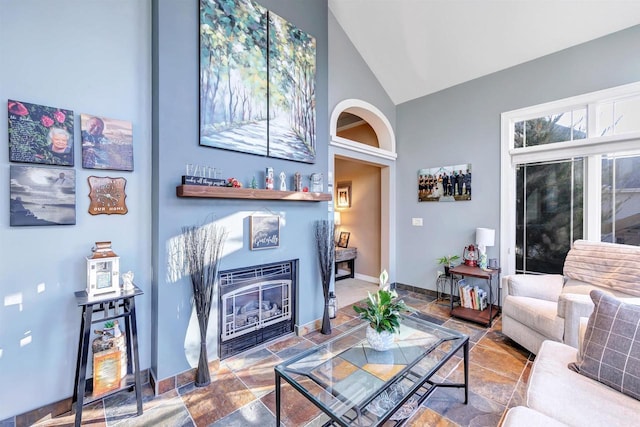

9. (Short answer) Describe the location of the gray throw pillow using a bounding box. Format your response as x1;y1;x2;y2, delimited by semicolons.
569;289;640;401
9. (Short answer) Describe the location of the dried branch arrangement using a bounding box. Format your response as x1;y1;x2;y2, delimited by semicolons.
182;222;227;386
314;219;335;334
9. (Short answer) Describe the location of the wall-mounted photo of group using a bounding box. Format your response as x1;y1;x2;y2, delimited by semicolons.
418;163;472;202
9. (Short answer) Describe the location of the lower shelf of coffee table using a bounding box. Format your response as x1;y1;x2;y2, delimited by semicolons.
451;304;500;327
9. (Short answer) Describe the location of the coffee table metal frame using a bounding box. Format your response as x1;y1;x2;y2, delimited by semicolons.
275;314;469;426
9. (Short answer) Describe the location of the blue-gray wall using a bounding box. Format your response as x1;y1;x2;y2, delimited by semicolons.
395;25;640;290
328;11;396;131
0;1;152;418
152;0;329;380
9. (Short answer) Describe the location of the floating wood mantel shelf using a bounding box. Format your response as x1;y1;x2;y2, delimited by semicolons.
176;185;332;202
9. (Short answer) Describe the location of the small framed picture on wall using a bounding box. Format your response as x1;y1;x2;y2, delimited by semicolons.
336;181;351;208
250;215;280;250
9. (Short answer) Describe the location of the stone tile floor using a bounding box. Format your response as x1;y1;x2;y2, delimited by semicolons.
22;289;533;426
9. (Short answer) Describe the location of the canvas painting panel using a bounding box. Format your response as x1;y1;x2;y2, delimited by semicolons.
418;164;472;202
199;0;268;156
8;100;74;166
81;114;134;171
267;10;316;163
10;165;76;226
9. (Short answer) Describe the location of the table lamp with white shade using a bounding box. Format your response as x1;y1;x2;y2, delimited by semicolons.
476;227;495;270
334;211;341;244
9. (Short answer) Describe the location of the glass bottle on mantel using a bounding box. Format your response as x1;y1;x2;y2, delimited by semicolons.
328;291;338;319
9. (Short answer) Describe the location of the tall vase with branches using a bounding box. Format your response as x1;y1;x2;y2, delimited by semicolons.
182;222;227;387
314;219;335;335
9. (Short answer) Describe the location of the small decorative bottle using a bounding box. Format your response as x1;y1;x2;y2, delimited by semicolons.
265;167;274;190
294;172;302;191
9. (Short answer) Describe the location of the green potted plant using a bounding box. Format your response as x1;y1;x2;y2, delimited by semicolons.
437;254;460;276
353;270;414;351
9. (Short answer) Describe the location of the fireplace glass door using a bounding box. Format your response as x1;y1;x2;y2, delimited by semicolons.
221;279;291;342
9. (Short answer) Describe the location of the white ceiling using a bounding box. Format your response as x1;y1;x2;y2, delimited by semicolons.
329;0;640;105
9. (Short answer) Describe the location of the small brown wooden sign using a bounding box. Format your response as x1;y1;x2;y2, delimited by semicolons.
88;176;128;215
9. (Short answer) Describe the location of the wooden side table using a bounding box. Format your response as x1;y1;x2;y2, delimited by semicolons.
335;247;357;281
449;264;500;327
72;285;143;427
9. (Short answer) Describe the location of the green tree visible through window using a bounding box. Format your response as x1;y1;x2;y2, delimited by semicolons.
515;113;584;274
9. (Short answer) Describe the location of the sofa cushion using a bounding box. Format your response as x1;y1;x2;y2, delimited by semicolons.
563;239;640;297
502;295;564;341
569;290;640;401
507;274;564;302
502;406;568;427
528;341;640;426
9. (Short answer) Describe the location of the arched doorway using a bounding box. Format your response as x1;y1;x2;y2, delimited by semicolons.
329;99;397;283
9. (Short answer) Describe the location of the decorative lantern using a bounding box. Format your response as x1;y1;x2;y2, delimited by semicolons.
463;244;478;267
328;291;338;319
86;241;120;299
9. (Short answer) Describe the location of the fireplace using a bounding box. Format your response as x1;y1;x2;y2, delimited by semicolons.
218;259;297;359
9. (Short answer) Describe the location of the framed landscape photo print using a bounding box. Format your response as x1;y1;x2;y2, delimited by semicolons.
10;165;76;226
8;100;74;166
250;214;280;250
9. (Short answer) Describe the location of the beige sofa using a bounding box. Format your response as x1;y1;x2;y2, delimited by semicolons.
501;240;640;354
503;339;640;426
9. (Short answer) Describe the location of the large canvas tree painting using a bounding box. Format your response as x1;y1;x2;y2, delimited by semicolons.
199;0;316;163
268;11;316;163
200;0;268;156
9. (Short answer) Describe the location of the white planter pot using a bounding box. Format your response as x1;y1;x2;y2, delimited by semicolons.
366;325;394;351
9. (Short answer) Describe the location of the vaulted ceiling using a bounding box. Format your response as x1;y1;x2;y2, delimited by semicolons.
329;0;640;105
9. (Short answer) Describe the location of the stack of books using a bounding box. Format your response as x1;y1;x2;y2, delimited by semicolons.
457;279;488;311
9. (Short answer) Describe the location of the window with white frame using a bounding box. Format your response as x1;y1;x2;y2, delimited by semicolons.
501;82;640;275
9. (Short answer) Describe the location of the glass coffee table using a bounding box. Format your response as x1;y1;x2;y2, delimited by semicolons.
275;314;469;426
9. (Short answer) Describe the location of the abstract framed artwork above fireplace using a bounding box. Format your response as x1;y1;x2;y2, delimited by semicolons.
218;259;298;360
